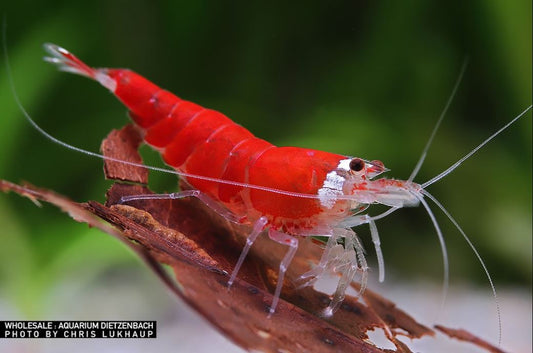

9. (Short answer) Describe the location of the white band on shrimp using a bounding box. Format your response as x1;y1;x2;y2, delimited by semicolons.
317;158;351;208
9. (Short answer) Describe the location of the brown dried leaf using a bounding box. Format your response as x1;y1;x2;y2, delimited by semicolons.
0;124;502;352
100;124;149;183
1;180;385;353
435;325;508;353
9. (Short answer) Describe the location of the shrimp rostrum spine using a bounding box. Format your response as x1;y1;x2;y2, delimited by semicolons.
43;43;531;317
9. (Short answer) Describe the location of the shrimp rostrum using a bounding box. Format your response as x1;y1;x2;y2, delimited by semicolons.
43;44;531;317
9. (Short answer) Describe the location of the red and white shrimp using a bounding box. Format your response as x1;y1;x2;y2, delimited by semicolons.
42;43;531;320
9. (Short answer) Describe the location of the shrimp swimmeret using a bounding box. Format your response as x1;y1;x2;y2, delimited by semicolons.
30;44;531;324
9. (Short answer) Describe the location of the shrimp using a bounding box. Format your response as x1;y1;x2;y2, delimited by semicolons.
42;43;532;321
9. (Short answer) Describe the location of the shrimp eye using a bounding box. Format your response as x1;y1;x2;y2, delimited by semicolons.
349;158;365;172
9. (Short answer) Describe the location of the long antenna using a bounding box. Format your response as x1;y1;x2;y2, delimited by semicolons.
415;193;449;317
422;105;532;188
422;189;502;345
408;58;468;182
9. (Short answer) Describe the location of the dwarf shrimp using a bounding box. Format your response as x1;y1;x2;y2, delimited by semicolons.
17;43;529;326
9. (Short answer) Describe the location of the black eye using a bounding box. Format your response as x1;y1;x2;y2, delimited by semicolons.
349;158;365;172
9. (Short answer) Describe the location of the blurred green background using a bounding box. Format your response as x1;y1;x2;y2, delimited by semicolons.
0;0;531;332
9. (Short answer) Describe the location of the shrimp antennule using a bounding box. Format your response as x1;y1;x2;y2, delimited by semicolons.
408;58;468;182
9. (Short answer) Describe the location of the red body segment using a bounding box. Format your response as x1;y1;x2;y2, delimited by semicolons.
218;138;273;204
143;101;204;148
184;123;254;196
162;110;233;167
107;69;173;128
248;147;344;220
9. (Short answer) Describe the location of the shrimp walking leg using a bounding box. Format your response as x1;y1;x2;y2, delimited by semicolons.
339;209;400;282
227;216;269;286
267;229;299;316
324;228;368;316
120;190;242;223
296;227;368;316
296;231;343;287
298;212;383;305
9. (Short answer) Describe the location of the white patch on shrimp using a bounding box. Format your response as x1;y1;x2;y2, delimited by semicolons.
318;159;352;208
318;170;345;209
323;171;345;190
